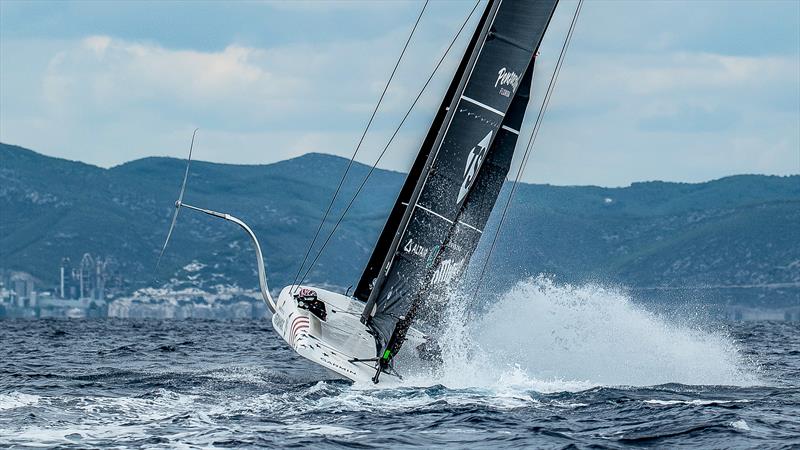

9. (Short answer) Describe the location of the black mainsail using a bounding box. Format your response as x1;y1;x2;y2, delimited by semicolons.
356;0;559;375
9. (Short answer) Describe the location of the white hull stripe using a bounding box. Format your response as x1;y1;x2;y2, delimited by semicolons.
415;203;482;234
458;221;482;234
501;125;520;135
416;203;453;224
461;95;505;117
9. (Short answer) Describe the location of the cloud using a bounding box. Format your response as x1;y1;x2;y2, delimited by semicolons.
1;12;475;168
263;0;410;13
514;44;799;185
637;104;739;133
0;0;797;186
42;36;305;119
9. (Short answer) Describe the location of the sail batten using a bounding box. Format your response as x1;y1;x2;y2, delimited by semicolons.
357;0;559;366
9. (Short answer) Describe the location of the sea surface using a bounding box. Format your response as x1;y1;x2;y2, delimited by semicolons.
1;280;799;448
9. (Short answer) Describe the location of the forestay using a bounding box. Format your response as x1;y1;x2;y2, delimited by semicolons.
356;0;559;370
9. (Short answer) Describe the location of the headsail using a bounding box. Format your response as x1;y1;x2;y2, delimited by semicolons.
357;0;559;370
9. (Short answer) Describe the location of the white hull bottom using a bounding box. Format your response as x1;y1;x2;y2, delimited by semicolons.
271;286;423;384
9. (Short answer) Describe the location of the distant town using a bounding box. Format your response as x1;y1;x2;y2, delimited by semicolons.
2;254;799;322
0;253;269;320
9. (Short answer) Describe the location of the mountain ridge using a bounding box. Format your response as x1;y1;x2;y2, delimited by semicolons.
1;142;798;307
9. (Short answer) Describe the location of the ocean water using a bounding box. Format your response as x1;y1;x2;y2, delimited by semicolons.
1;279;798;448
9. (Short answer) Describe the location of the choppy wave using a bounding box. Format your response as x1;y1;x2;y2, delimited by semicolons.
0;290;797;448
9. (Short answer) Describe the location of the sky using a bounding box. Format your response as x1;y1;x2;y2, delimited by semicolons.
1;0;798;187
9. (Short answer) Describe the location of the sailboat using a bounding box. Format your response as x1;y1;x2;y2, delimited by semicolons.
160;0;561;384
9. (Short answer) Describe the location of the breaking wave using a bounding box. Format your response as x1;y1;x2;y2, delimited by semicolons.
403;276;759;391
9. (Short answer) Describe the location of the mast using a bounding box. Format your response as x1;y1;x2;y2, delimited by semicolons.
359;0;559;379
354;1;497;302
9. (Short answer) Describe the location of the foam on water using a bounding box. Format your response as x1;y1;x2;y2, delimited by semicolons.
730;419;751;431
0;392;40;410
403;276;759;391
0;318;793;448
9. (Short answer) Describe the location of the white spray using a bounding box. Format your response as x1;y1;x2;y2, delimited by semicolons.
402;276;759;392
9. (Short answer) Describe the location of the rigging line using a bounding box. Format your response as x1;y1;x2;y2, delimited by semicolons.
290;0;429;293
471;0;583;301
295;0;482;292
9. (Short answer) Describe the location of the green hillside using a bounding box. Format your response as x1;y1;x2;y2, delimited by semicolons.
1;143;797;307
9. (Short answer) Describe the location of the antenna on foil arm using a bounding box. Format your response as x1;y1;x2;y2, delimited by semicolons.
154;129;277;312
156;128;198;271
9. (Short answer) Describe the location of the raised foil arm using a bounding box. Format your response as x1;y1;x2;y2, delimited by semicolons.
178;201;276;313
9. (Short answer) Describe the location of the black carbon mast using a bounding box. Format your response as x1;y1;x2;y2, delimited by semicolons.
356;0;559;381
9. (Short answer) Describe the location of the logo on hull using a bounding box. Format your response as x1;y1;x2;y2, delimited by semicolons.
495;67;520;98
457;130;492;204
431;258;465;285
403;238;429;259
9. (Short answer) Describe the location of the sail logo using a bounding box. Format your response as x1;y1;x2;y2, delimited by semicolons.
431;258;464;285
495;67;519;97
457;130;492;204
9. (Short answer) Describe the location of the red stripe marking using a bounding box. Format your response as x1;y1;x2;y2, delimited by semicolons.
292;318;309;333
290;317;310;343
